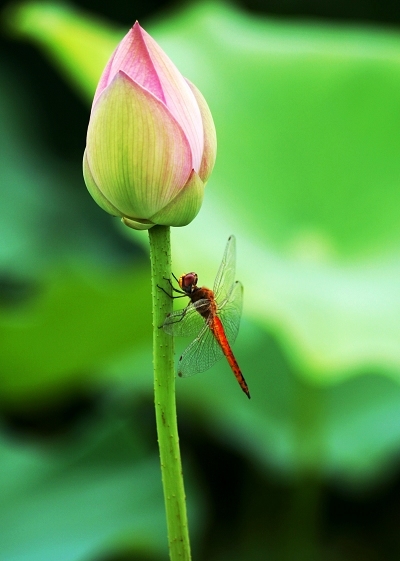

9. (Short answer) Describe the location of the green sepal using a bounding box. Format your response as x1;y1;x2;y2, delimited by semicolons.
150;170;204;227
121;217;155;230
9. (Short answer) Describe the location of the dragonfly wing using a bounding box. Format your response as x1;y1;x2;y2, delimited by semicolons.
162;299;209;338
213;235;236;304
217;281;243;345
178;323;225;378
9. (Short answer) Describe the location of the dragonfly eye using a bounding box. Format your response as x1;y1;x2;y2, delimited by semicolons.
179;272;198;292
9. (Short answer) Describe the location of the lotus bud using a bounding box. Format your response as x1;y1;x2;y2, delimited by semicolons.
83;22;217;230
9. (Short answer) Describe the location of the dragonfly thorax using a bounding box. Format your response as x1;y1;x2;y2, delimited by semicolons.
179;272;198;294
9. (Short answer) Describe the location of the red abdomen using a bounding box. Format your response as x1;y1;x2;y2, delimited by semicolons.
210;316;250;399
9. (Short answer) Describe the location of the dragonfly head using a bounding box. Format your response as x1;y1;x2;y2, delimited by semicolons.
178;272;198;294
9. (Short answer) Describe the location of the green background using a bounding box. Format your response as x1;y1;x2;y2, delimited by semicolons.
2;1;400;559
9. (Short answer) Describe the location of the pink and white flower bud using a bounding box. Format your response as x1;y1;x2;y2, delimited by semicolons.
83;22;217;230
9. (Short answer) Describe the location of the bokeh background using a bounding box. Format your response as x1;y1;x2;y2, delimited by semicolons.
2;0;400;559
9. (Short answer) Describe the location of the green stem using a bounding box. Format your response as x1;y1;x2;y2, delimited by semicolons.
148;225;191;561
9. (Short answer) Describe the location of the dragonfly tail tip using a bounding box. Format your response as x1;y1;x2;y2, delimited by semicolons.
242;386;251;399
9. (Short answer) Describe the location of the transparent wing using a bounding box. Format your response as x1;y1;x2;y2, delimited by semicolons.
162;299;210;338
217;281;243;345
213;235;236;304
178;282;243;378
178;323;225;378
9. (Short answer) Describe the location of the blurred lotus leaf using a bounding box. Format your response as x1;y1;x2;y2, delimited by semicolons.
4;0;400;487
0;425;168;561
6;0;400;384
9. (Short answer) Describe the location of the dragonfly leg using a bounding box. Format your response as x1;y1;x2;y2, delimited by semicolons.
165;275;184;295
158;300;190;329
164;304;191;325
157;285;187;299
158;276;186;298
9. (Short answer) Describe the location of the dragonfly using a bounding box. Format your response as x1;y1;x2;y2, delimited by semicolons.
162;235;250;399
